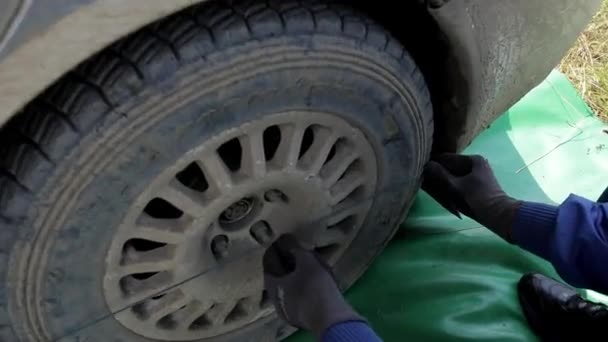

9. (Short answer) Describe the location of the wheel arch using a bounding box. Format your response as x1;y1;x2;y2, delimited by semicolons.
0;0;460;146
0;0;600;152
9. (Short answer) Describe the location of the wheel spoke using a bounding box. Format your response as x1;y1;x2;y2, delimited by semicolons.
271;123;306;169
119;246;175;277
237;294;261;315
320;147;358;187
122;272;173;304
206;301;236;325
158;180;207;216
298;129;338;174
200;152;234;192
240;130;266;178
182;301;215;329
330;172;364;205
148;291;190;322
133;214;188;244
317;228;347;247
327;200;361;226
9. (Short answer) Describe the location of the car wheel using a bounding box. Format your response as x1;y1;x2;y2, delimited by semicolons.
0;1;432;341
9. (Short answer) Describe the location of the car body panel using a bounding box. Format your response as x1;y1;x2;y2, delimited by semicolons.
428;0;602;150
0;0;601;151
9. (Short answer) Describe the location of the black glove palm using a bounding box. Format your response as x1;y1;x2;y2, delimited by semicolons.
262;235;363;338
422;154;522;241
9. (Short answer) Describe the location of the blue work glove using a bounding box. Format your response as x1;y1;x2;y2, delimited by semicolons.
422;153;522;241
262;235;363;338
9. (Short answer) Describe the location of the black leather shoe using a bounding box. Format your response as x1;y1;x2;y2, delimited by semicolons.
518;273;608;341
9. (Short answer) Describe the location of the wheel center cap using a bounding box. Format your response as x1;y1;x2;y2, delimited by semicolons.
219;197;254;224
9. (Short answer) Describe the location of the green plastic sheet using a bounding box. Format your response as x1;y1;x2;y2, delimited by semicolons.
289;70;608;341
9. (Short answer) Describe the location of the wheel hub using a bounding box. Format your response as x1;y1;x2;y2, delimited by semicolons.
103;112;378;340
219;197;255;224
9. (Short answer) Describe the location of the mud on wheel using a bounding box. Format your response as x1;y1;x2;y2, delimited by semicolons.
0;0;432;341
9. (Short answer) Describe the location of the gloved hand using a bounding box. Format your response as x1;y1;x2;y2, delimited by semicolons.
422;153;522;241
262;235;363;338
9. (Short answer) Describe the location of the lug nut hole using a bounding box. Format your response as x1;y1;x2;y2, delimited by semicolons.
250;221;274;246
264;189;288;203
211;235;230;259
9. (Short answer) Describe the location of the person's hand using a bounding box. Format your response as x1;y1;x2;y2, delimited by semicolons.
262;235;363;337
422;153;521;241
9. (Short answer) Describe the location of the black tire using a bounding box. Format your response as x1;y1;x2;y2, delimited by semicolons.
0;0;433;341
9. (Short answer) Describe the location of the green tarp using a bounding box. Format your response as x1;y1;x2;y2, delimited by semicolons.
290;70;608;341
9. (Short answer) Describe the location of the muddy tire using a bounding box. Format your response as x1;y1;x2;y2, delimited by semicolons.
0;0;432;341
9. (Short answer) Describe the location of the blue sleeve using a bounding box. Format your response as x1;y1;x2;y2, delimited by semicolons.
322;321;383;342
512;194;608;293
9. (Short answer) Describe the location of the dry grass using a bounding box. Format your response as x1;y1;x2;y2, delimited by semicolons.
559;0;608;120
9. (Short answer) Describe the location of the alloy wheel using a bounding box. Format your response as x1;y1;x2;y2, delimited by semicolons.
103;111;378;340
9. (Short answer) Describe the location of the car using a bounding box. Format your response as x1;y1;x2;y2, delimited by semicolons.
0;0;601;341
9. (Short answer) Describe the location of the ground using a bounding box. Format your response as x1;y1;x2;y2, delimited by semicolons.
559;0;608;120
